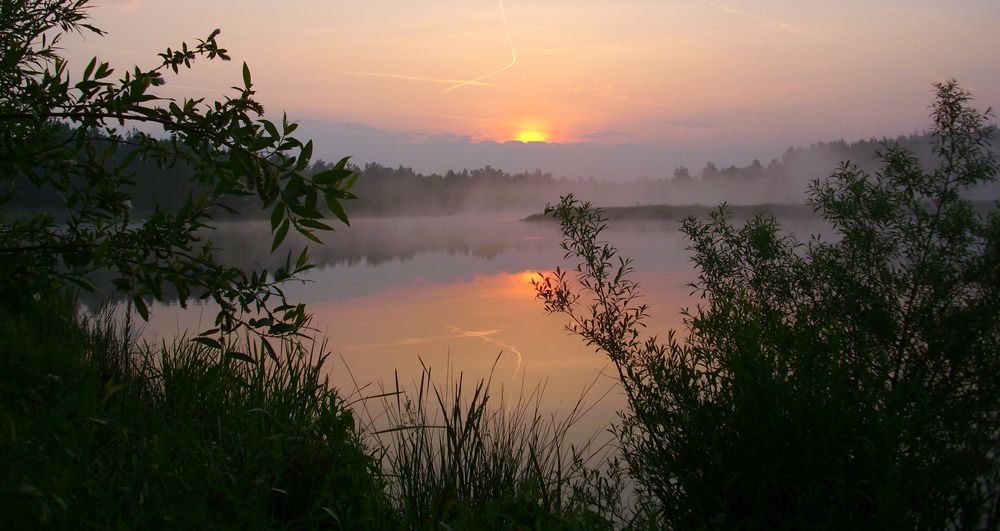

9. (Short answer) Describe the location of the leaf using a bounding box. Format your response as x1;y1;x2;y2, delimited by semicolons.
83;57;96;80
95;62;113;79
313;168;352;185
325;192;350;226
271;218;290;252
304;187;318;213
226;351;255;364
298;228;322;244
242;62;251;89
287;201;323;220
296;140;313;171
322;507;341;524
100;381;126;406
261;338;278;362
268;322;295;335
342;172;359;191
133;296;149;321
261;119;279;140
270;202;285;231
192;336;222;350
81;23;105;36
299;217;333;231
295;247;310;269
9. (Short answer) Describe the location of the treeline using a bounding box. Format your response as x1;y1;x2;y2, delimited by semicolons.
319;129;1000;212
11;127;999;218
339;163;561;215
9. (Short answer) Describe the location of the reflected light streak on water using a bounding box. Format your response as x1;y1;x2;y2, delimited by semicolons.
129;213;834;439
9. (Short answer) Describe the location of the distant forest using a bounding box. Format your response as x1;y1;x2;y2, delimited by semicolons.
11;127;999;217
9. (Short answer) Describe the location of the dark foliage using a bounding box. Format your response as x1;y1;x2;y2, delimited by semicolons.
537;81;1000;529
0;0;356;343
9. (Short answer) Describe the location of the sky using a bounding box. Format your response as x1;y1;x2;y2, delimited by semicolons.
66;0;1000;179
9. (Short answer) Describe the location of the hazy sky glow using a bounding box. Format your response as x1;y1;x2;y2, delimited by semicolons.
69;0;1000;177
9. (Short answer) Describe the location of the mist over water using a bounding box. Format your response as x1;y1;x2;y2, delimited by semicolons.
135;211;835;435
72;127;991;437
315;131;1000;219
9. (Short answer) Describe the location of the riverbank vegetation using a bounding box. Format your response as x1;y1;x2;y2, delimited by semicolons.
0;297;385;528
537;80;1000;528
1;4;616;528
0;296;617;528
3;0;999;529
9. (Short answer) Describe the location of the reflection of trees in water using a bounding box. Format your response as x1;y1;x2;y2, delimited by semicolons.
84;217;557;306
82;208;864;309
212;217;555;270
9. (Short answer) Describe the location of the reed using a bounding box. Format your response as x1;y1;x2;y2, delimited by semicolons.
0;296;624;529
358;355;624;529
1;297;384;529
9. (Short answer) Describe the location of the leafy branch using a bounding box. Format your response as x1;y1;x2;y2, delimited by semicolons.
0;0;357;346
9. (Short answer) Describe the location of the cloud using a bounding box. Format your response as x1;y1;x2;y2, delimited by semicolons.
102;0;142;11
579;130;633;141
665;117;719;129
695;0;823;40
568;86;675;109
341;0;517;95
297;117;743;182
341;71;500;88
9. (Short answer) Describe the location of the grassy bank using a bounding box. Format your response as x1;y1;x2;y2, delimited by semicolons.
0;295;384;528
521;203;816;223
0;295;620;529
522;200;998;223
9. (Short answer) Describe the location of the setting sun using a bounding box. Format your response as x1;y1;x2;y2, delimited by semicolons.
516;131;548;143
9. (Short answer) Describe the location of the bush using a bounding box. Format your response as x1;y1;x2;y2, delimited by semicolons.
0;0;356;342
536;81;1000;529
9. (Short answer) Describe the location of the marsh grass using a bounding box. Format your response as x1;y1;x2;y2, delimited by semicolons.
355;355;626;529
1;296;625;529
1;296;384;529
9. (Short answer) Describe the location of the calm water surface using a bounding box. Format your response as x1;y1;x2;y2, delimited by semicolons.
139;213;825;433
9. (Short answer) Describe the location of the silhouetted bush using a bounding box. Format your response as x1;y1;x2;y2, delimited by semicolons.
538;81;1000;529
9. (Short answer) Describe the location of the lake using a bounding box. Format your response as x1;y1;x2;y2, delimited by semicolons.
136;210;828;436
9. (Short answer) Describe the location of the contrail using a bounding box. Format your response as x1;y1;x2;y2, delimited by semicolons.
152;83;326;108
352;328;504;349
446;325;524;377
341;70;501;88
352;325;525;379
65;42;148;58
440;0;517;94
568;86;677;109
696;0;822;40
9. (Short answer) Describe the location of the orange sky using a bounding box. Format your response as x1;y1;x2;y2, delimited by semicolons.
67;0;1000;173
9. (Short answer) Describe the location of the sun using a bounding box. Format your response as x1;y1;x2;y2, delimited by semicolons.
516;130;549;143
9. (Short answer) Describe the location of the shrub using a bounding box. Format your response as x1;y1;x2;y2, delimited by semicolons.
536;81;1000;529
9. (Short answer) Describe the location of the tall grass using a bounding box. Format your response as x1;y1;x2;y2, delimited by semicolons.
1;296;626;529
359;356;625;528
1;297;384;529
